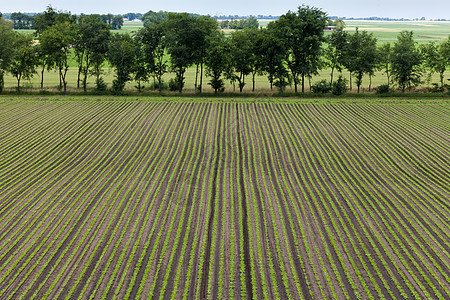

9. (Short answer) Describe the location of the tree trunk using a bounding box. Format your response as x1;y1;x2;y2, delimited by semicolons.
0;71;4;93
330;66;335;85
293;75;297;93
178;70;184;93
17;75;21;91
301;74;305;93
369;75;372;91
199;59;203;93
59;69;63;90
252;71;256;92
41;65;45;89
63;68;68;96
194;63;199;90
83;56;90;92
77;66;82;89
308;76;312;92
158;76;162;93
77;51;84;89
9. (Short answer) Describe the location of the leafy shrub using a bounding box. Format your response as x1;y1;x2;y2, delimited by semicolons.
312;80;332;93
95;77;107;92
376;84;390;94
332;75;347;95
208;78;225;93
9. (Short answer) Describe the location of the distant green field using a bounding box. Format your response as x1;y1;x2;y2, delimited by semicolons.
342;20;450;43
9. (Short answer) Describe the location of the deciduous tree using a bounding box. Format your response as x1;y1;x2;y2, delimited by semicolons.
165;13;198;93
205;32;229;93
9;33;38;91
108;33;136;93
420;40;450;89
39;21;77;95
0;18;16;93
343;28;378;92
75;15;111;91
391;31;423;92
138;21;168;92
271;5;328;93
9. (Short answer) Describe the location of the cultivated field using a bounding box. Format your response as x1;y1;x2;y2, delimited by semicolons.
0;98;449;299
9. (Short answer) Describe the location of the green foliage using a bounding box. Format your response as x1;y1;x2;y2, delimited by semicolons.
165;13;209;93
108;33;136;94
312;80;332;93
205;32;229;93
9;33;38;91
219;17;259;29
332;75;347;95
270;5;328;93
391;31;423;92
326;30;348;83
420;40;450;89
228;28;260;92
75;15;111;92
10;12;35;29
343;28;378;93
95;77;107;91
137;21;167;92
258;27;286;90
208;78;225;93
39;21;77;94
169;78;181;91
111;15;124;30
142;10;168;26
376;84;391;94
0;19;17;93
34;5;75;36
378;42;393;86
327;18;345;31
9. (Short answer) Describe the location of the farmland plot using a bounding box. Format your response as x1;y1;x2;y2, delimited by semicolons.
0;100;449;299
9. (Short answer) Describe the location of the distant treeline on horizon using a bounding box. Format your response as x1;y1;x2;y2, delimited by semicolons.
1;11;449;22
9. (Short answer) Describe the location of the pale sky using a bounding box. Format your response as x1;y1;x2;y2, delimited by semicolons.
1;0;449;19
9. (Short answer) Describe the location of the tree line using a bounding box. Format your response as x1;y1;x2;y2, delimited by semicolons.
4;6;124;30
218;17;259;30
1;6;450;95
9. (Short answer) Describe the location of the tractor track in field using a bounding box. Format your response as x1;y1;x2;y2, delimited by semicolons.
235;104;253;299
199;104;224;299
